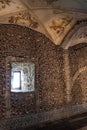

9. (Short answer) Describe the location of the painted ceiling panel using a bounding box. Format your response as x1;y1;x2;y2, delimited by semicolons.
0;10;47;35
0;0;26;16
0;0;87;48
45;16;76;45
34;9;77;44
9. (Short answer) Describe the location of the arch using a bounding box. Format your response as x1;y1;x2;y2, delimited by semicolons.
62;22;87;49
72;66;87;104
73;66;87;84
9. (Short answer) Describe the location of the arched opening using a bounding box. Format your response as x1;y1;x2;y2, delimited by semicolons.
72;70;87;104
69;43;87;105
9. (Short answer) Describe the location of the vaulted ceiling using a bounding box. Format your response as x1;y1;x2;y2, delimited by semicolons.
0;0;87;49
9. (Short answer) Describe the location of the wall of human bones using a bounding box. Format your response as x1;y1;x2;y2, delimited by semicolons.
69;43;87;105
0;23;87;130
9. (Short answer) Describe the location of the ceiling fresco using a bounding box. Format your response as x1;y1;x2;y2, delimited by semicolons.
0;11;45;34
0;0;26;16
0;0;87;48
45;15;76;45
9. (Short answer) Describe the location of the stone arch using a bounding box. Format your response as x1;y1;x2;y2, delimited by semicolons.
72;66;87;104
62;21;87;49
73;66;87;84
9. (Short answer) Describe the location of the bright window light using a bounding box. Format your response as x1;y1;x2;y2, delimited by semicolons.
11;62;35;92
12;71;21;89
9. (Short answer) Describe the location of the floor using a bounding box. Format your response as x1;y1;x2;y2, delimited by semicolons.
14;112;87;130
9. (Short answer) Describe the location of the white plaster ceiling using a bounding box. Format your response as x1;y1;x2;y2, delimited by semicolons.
0;0;87;48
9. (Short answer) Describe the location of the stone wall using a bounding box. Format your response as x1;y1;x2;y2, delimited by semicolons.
0;24;66;119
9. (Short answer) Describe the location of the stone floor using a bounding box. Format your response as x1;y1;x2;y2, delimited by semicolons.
14;112;87;130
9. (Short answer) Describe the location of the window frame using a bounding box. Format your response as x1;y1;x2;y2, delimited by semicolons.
6;56;35;93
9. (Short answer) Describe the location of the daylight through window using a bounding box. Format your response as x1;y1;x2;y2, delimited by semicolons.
11;62;35;92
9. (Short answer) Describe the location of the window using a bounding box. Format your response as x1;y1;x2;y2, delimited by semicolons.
11;62;35;92
11;71;21;90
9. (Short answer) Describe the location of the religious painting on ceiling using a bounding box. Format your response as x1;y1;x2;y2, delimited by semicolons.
45;15;76;45
0;10;46;35
8;11;39;29
0;0;25;16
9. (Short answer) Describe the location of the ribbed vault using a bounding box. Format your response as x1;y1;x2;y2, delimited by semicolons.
0;0;87;48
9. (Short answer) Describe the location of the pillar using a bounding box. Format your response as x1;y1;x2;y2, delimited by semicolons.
63;50;72;103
